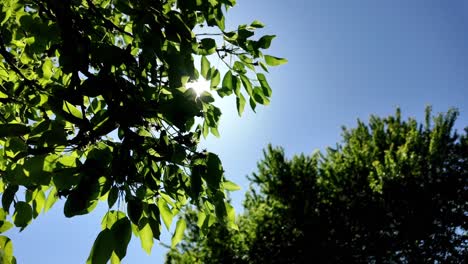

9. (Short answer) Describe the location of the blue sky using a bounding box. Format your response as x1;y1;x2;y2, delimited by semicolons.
7;0;468;263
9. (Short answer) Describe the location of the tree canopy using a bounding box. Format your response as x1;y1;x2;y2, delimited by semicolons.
167;108;467;263
0;0;285;263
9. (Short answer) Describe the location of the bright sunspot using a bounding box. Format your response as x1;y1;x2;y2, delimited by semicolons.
186;79;211;96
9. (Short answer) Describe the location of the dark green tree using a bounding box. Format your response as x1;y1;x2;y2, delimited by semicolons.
0;0;285;263
167;108;467;263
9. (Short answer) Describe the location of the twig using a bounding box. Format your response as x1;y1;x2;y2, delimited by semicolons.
196;32;223;37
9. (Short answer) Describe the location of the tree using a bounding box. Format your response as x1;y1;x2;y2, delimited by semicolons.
167;108;467;263
0;0;285;263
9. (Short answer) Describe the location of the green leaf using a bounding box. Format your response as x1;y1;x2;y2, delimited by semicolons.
233;61;247;75
225;202;236;223
42;59;53;79
201;56;210;79
0;209;6;221
44;187;58;213
86;229;115;264
250;20;265;28
218;70;234;97
138;218;154;254
236;93;246;116
239;55;255;70
204;153;223;189
158;198;173;230
210;127;220;138
264;55;288;66
32;189;46;218
0;221;13;233
237;27;254;40
224;180;241;191
141;206;157;226
57;155;77;168
171;218;187;248
110;252;120;264
253;86;270;105
64;190;98;217
257;35;275;49
23;156;53;186
202;121;209;138
214;192;227;219
127;199;143;225
13;201;33;228
257;73;272;97
198;91;215;104
233;75;241;96
52;168;80;190
2;185;18;213
0;124;30;137
200;38;217;55
225;202;238;230
0;210;13;232
259;61;269;72
249;97;257;112
210;69;221;88
196;211;207;228
101;211;126;229
107;186;119;209
111;217;132;260
62;101;83;119
0;235;14;264
239;75;253;96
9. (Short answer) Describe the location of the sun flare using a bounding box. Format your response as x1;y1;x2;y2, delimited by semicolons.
186;79;211;96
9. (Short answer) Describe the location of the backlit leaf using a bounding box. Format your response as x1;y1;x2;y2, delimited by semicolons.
138;218;153;254
0;235;14;263
42;59;53;79
201;56;210;79
250;20;265;28
44;187;58;213
236;93;246;116
210;69;221;88
62;101;83;119
32;189;46;218
171;218;187;248
257;73;272;97
264;55;288;66
158;198;173;230
0;221;13;233
218;70;234;97
224;180;241;191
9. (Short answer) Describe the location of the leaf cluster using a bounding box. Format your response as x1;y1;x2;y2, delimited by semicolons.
0;0;284;262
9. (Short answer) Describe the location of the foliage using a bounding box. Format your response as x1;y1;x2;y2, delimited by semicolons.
0;0;285;262
167;108;468;263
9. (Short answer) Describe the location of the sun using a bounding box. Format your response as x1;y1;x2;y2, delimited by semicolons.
186;79;211;96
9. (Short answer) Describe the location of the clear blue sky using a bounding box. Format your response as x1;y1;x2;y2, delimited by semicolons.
7;0;468;263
